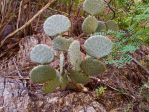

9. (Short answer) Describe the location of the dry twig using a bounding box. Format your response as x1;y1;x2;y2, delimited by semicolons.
131;57;149;75
0;0;56;48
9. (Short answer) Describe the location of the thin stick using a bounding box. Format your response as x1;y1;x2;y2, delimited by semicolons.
16;0;23;29
13;58;23;78
0;0;56;48
131;57;149;75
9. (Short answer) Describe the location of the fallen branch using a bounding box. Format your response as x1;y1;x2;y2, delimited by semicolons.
0;0;56;48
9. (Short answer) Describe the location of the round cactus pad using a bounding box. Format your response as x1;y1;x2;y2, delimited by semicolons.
53;36;74;51
81;57;106;76
30;65;56;83
82;15;98;34
30;44;54;64
83;0;105;15
43;14;71;36
96;21;106;32
84;35;112;58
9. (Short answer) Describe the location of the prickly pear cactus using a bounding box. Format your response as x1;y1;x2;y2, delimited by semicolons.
83;0;105;15
106;20;119;31
68;40;82;71
96;21;106;32
42;77;60;93
82;15;98;34
80;57;106;76
84;35;113;58
30;44;54;64
30;65;56;83
43;14;71;36
53;36;74;51
69;70;90;85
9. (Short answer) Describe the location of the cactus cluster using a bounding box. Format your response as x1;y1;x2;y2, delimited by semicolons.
29;0;114;93
82;0;119;34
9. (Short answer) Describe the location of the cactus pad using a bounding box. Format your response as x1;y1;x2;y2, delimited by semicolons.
53;36;74;51
30;65;56;83
69;70;90;85
96;21;106;32
82;15;98;34
68;40;82;71
42;77;60;93
106;20;119;31
60;73;69;89
81;57;106;76
43;14;71;36
84;35;113;58
30;44;54;64
83;0;105;15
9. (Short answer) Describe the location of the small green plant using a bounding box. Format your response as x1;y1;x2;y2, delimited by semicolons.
95;86;107;97
29;1;113;93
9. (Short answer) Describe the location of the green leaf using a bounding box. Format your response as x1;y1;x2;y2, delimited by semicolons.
122;45;138;53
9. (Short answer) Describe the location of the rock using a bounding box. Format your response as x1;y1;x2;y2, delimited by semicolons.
0;77;31;112
75;101;107;112
79;106;96;112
